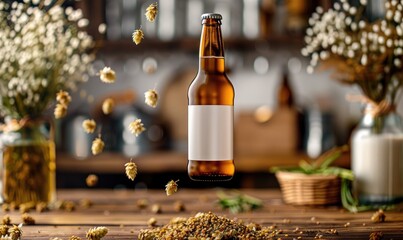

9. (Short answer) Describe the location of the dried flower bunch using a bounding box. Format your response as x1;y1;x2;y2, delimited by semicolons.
0;0;95;119
302;0;403;104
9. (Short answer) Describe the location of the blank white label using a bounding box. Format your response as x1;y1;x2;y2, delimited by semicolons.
188;105;233;161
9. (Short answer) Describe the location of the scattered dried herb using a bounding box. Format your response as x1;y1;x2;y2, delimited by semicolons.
151;204;161;214
371;209;386;223
21;213;35;225
147;217;157;227
369;231;384;240
165;180;179;196
173;200;185;212
2;216;10;225
86;226;108;240
138;212;276;239
136;199;148;209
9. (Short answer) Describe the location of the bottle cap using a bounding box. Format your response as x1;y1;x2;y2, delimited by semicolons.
201;13;222;20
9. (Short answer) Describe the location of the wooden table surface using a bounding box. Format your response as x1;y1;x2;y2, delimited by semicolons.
3;189;403;239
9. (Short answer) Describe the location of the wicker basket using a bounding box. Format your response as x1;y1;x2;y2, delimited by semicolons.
275;171;341;205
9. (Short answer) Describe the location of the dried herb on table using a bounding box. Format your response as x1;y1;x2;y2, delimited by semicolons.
69;237;82;240
8;224;22;240
2;216;10;225
138;212;276;239
217;190;263;214
369;231;383;240
0;225;9;236
86;226;108;240
371;209;386;223
21;213;35;225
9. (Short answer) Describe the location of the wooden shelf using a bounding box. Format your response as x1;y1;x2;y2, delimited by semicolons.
56;151;350;174
97;36;304;54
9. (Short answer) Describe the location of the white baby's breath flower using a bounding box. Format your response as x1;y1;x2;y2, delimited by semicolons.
144;89;158;108
91;137;105;155
77;18;89;28
0;2;94;119
82;119;96;133
124;161;137;181
165;180;179;196
54;103;67;119
98;23;107;34
132;29;144;45
102;98;115;115
128;119;146;137
145;3;158;22
99;67;116;83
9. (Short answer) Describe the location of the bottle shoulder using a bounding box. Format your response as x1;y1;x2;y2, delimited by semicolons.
188;72;234;105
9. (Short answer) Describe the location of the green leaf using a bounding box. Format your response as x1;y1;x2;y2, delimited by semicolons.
217;190;263;213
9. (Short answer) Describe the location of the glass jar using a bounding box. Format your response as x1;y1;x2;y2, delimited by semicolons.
0;118;56;205
351;106;403;204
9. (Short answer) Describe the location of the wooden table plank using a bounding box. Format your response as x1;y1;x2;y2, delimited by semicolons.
2;189;403;239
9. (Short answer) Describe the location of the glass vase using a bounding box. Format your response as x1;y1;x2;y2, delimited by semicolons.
351;106;403;204
0;118;56;205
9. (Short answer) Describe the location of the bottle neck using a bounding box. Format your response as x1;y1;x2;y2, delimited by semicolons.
199;19;225;73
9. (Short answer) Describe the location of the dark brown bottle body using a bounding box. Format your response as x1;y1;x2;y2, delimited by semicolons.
187;14;235;181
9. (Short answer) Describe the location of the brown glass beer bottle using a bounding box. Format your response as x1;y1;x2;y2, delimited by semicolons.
188;13;235;181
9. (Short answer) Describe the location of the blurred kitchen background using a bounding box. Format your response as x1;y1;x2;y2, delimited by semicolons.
55;0;403;189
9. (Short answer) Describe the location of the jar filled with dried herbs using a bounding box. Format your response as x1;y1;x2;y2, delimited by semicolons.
0;118;56;205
